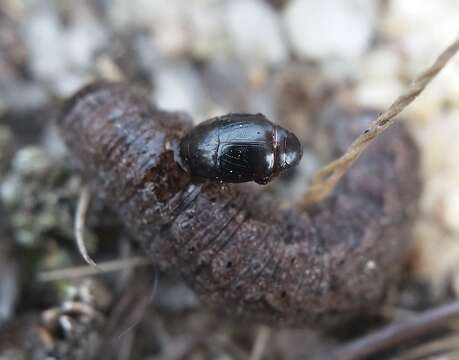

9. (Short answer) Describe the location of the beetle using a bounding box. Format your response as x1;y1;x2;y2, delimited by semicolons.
179;113;303;184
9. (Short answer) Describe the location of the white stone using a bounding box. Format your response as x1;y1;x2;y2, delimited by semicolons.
153;62;207;117
110;0;188;57
355;79;403;108
385;0;459;59
42;125;68;160
415;112;459;230
284;0;377;60
12;146;51;177
360;49;401;80
23;11;67;80
109;0;167;28
224;0;288;65
0;175;21;207
320;58;359;82
52;72;90;98
23;7;104;94
188;1;227;59
64;22;105;71
383;0;459;121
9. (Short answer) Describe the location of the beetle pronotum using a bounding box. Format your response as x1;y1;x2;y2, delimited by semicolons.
60;82;420;327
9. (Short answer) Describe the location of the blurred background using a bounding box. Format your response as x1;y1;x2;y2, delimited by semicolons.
0;0;459;359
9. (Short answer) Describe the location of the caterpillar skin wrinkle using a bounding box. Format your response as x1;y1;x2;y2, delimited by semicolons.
60;83;420;327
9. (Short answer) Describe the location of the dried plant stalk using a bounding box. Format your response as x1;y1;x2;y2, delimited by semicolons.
332;300;459;360
75;186;98;267
37;256;153;282
296;35;459;210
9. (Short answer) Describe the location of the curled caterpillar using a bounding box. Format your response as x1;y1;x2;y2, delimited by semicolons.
60;83;420;327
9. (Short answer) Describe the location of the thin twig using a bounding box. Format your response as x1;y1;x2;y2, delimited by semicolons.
37;256;154;282
296;34;459;210
211;334;250;360
117;330;134;360
91;273;157;360
75;186;98;267
249;326;271;360
331;301;459;360
117;270;159;339
389;333;459;360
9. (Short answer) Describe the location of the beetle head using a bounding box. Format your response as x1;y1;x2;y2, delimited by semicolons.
276;128;302;171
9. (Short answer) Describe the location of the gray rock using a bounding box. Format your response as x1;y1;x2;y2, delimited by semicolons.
284;0;377;60
23;7;105;96
153;62;208;118
23;10;67;81
12;146;52;178
224;0;288;65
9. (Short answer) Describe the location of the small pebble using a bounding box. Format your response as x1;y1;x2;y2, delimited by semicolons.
112;0;189;57
12;146;51;177
64;22;105;71
153;62;208;117
154;278;200;311
0;174;21;207
224;0;288;65
385;0;459;58
23;10;67;81
360;49;401;80
284;0;377;60
355;79;403;108
23;7;104;95
188;1;227;59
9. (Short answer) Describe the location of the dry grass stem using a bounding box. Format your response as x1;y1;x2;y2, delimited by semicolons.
75;186;98;267
332;300;459;360
37;256;154;282
296;35;459;210
389;333;459;360
249;326;271;360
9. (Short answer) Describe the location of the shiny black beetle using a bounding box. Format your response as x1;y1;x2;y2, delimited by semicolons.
179;113;302;184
